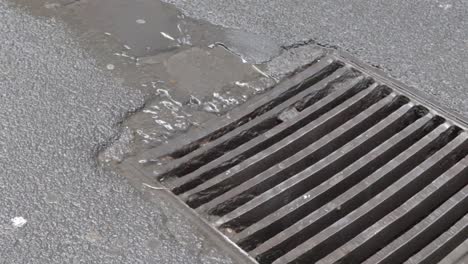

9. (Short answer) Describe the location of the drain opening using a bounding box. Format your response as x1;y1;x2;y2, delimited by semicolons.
160;63;354;185
230;108;440;249
183;85;393;207
331;156;468;264
251;126;464;264
401;210;468;264
127;53;468;264
273;130;466;264
170;74;372;195
203;94;410;216
166;59;342;161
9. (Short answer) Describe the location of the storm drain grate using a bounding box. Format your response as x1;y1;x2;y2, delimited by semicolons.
129;51;468;264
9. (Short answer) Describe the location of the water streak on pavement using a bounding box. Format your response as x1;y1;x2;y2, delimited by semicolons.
11;0;278;164
1;0;330;262
0;0;280;262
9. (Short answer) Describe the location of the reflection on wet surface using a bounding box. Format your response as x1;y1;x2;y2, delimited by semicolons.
64;0;184;57
10;0;276;163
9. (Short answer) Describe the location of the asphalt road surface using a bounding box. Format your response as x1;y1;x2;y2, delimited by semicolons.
165;0;468;117
0;0;466;263
0;1;233;263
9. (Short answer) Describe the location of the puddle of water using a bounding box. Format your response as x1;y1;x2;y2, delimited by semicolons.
11;0;277;164
13;0;220;56
60;0;193;58
121;61;273;159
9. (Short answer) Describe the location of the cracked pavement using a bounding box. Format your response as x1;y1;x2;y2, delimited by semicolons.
165;0;468;118
0;1;235;263
0;0;466;263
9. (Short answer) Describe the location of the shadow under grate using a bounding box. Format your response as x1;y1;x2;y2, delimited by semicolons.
125;50;468;264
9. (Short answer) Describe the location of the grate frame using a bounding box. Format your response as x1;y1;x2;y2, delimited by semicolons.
121;48;468;264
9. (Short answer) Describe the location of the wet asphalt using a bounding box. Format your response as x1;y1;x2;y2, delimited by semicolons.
0;1;233;263
165;0;468;117
0;0;466;263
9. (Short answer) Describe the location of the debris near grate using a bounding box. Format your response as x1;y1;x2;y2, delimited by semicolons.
126;50;468;264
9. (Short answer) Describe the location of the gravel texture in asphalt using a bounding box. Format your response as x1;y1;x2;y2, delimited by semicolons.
163;0;468;117
0;2;233;263
1;0;466;263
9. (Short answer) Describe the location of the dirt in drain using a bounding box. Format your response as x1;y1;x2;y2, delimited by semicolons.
11;0;279;163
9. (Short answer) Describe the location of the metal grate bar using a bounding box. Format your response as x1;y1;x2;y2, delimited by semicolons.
180;84;385;207
250;124;451;262
218;115;438;233
272;132;467;264
404;208;468;264
363;157;468;264
196;93;408;215
437;232;468;264
165;72;364;192
123;51;468;264
232;114;436;246
153;58;343;181
320;155;468;264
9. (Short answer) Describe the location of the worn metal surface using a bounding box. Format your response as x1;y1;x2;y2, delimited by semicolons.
126;50;468;264
2;0;466;262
